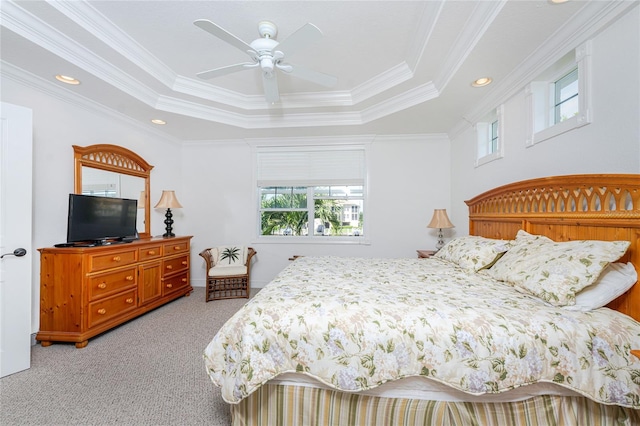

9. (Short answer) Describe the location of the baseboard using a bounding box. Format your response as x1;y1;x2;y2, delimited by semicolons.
31;333;37;346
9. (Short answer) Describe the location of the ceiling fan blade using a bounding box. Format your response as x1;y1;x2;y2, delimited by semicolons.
275;23;323;57
196;62;257;80
284;64;338;87
194;19;254;54
262;74;280;103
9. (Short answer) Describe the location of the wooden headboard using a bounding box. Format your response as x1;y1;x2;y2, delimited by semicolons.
465;174;640;322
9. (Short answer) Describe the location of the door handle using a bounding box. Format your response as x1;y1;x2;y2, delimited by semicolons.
1;248;27;259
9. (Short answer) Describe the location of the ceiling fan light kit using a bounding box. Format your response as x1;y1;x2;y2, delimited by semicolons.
194;19;337;103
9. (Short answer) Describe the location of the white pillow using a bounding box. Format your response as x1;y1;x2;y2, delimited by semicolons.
564;262;637;311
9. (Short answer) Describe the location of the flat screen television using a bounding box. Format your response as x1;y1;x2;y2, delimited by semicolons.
66;194;138;245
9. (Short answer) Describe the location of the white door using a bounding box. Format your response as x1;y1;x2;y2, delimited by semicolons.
0;102;33;377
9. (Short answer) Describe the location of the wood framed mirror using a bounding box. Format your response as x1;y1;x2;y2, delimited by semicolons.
73;144;153;238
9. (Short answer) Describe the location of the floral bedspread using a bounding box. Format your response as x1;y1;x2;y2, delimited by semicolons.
203;256;640;407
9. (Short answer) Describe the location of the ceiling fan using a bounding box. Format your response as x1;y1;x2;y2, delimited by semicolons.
193;19;338;103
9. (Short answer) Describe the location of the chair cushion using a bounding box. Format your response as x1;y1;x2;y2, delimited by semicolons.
208;266;248;277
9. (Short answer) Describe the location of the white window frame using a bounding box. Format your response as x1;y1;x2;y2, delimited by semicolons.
475;105;504;167
251;138;371;245
526;41;592;147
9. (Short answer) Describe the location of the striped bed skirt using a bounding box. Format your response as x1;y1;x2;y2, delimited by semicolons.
230;384;639;426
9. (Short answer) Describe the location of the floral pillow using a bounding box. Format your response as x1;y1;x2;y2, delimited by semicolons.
433;236;512;272
484;230;630;306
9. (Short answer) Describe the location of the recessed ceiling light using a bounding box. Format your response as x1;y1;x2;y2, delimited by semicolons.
151;119;166;125
550;0;570;4
471;77;492;87
55;75;80;85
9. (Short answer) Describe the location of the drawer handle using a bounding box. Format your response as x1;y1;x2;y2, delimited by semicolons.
181;261;187;266
125;298;134;304
182;278;187;283
166;265;173;270
174;246;181;250
112;256;121;262
166;283;173;289
97;283;107;289
147;250;156;255
97;308;106;315
126;275;134;281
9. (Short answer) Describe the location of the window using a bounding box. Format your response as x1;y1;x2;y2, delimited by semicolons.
255;143;367;241
554;68;578;124
475;105;504;167
526;41;591;146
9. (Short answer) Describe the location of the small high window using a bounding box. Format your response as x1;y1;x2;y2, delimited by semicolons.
475;105;504;167
526;41;591;146
554;68;578;124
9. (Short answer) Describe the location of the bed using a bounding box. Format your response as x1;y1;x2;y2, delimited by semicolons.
204;174;640;425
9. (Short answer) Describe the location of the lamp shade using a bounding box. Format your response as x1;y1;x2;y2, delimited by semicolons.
427;209;454;229
154;190;183;209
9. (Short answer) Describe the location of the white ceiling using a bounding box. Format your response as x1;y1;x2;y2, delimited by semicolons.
0;1;630;142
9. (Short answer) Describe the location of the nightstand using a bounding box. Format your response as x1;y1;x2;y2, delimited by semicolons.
417;250;436;258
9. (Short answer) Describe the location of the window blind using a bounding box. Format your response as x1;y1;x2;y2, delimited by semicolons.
256;146;366;187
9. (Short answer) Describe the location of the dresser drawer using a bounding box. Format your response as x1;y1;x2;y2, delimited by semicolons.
88;267;137;301
163;240;189;255
88;289;137;328
89;249;137;272
139;245;162;261
162;255;189;275
162;271;190;296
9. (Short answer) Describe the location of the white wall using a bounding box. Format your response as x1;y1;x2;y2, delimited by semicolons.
0;76;183;334
182;134;451;288
2;4;637;334
449;6;640;234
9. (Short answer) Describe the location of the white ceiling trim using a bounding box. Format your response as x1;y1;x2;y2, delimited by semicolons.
350;62;415;105
0;60;181;145
405;1;444;70
1;0;159;107
47;0;177;87
361;81;439;124
173;74;355;109
245;134;375;148
433;0;506;90
38;0;430;112
155;94;364;129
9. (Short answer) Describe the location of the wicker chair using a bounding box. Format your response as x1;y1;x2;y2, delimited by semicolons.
199;246;256;302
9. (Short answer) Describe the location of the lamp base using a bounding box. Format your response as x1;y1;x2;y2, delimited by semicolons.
163;208;175;238
435;228;445;251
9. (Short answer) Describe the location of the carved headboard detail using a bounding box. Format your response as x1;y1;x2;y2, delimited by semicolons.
466;174;640;321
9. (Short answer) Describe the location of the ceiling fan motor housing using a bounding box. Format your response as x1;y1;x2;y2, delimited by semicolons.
250;37;279;77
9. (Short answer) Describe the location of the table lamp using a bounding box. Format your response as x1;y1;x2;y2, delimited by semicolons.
154;190;183;238
427;208;454;251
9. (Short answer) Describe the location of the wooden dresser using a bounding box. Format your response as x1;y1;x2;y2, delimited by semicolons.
37;236;192;348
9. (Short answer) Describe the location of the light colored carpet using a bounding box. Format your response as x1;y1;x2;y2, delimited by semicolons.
0;288;251;426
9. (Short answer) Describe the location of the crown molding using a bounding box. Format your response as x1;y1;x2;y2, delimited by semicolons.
1;0;158;107
0;60;181;145
374;133;449;144
245;134;375;148
361;81;439;124
47;0;177;87
433;0;506;90
406;1;445;70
